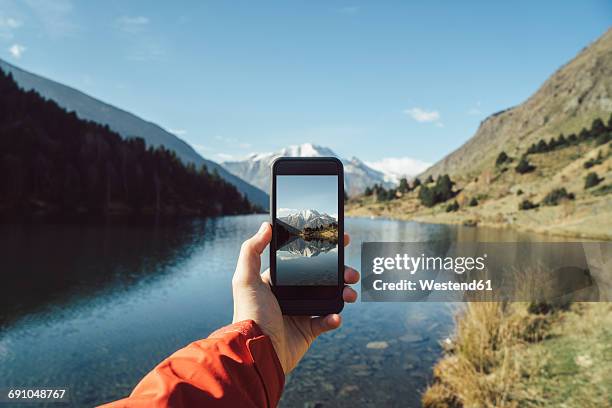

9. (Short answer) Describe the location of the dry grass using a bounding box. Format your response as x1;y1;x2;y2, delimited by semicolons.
422;302;612;408
422;302;550;408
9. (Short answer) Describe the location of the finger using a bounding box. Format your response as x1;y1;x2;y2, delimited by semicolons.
343;286;358;303
344;266;360;284
310;314;342;337
344;233;350;248
234;223;272;284
261;268;271;284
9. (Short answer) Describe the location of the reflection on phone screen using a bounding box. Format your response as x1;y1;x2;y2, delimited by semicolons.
275;175;338;286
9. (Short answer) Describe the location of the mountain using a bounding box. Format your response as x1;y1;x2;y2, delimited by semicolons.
0;68;254;216
347;29;612;240
0;59;268;209
279;209;337;230
420;28;612;180
222;143;395;196
278;238;337;257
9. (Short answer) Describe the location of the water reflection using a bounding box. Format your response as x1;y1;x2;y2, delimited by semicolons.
277;237;338;286
0;215;573;407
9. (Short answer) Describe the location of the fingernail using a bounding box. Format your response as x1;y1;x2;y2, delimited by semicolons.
258;223;268;235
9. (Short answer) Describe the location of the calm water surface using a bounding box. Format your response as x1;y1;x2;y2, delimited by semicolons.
277;237;338;285
0;215;562;407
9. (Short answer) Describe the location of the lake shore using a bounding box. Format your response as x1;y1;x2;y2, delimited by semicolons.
422;302;612;407
345;194;612;241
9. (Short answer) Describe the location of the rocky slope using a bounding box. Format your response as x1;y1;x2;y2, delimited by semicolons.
348;28;612;239
421;28;612;180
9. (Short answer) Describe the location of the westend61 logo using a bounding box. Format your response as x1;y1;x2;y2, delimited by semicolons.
372;253;488;275
361;242;608;302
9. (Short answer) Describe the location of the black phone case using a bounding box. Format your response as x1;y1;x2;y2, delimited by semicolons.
270;157;344;316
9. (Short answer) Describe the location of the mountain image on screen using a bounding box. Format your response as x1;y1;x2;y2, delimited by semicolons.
275;209;338;255
275;208;339;285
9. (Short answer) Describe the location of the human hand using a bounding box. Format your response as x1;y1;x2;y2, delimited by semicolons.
232;222;359;374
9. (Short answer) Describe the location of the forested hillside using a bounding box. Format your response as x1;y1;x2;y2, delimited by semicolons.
0;70;255;217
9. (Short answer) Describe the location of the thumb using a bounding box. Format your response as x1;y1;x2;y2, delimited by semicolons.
234;222;271;284
310;314;342;338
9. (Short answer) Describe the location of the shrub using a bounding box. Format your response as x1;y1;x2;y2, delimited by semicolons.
495;151;510;166
584;172;603;189
398;178;410;193
425;175;434;184
583;151;604;169
469;197;478;206
516;189;524;195
412;178;422;188
446;200;459;212
519;199;538;210
418;185;435;207
418;174;456;207
592;184;612;196
515;157;536;174
364;186;373;196
595;131;612;146
542;188;575;206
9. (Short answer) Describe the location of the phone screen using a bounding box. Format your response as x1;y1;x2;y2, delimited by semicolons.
275;175;339;286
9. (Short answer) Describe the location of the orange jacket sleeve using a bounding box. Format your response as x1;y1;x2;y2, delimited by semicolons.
99;320;285;408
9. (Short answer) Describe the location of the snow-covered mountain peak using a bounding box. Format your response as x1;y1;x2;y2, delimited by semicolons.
279;209;336;230
222;143;396;197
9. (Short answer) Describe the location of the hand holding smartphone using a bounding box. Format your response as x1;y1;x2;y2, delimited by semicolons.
270;157;344;315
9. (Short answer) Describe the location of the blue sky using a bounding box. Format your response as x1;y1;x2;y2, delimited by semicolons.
277;175;338;217
1;1;610;170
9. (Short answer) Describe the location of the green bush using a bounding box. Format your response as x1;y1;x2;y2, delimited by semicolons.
518;199;538;210
418;174;456;207
592;184;612;196
446;200;459;212
595;131;612;146
495;151;510;166
583;151;604;169
584;172;603;189
515;157;536;174
542;188;575;206
469;197;478;206
398;178;410;193
418;185;435;207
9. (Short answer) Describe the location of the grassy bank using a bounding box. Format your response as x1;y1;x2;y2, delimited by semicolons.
422;302;612;407
346;136;612;241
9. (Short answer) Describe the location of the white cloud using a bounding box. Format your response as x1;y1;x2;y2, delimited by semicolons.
404;107;440;123
277;208;299;217
1;17;21;29
366;157;432;181
8;43;25;58
0;16;23;39
169;128;187;136
115;15;150;33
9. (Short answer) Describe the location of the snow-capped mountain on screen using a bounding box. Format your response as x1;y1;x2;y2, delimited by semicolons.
222;143;395;196
279;209;336;230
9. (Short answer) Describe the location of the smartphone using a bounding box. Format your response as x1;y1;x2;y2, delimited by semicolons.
270;157;344;315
